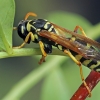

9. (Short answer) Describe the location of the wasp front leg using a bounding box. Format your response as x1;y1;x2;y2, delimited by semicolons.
64;49;91;97
13;32;33;49
74;26;87;37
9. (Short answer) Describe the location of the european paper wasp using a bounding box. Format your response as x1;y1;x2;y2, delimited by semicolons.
13;12;100;96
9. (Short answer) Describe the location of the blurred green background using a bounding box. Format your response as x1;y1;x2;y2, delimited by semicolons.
0;0;100;100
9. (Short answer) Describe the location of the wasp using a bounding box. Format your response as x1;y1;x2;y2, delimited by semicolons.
13;12;100;96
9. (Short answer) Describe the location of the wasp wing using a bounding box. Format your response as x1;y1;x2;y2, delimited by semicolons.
39;30;83;54
72;39;100;61
51;23;100;50
39;30;100;61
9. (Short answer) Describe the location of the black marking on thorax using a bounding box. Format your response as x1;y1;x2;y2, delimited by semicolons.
29;19;55;32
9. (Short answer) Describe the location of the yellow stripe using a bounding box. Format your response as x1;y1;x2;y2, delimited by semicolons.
75;54;82;61
83;60;92;66
48;25;54;32
21;26;24;34
44;22;50;29
27;21;36;32
96;69;100;72
90;61;100;70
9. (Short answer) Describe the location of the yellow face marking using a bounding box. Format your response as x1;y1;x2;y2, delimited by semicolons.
21;26;24;34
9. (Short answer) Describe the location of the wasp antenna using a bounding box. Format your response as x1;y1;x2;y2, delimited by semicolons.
24;12;37;20
13;27;17;30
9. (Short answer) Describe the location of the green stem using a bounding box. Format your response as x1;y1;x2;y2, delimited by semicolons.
0;48;65;59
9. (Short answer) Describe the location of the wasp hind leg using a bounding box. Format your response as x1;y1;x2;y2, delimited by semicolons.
38;41;47;64
64;49;91;97
39;42;52;64
74;26;87;37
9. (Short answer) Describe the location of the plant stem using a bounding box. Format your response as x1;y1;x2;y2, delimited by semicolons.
0;48;66;59
70;71;100;100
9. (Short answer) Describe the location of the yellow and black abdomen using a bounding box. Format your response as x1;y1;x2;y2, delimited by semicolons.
69;47;100;72
67;37;100;72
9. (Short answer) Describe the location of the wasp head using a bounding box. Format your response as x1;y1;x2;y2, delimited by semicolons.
17;20;31;43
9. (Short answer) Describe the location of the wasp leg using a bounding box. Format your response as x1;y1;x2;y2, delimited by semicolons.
13;27;17;30
24;12;37;20
64;49;91;97
74;26;87;37
13;32;33;49
38;41;47;64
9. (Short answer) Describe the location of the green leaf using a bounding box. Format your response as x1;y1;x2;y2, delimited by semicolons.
41;67;70;100
86;23;100;39
0;0;15;54
48;11;100;40
2;56;66;100
0;23;6;50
